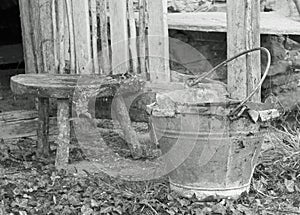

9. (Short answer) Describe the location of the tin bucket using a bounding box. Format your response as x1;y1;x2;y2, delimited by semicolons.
151;104;263;199
149;47;271;199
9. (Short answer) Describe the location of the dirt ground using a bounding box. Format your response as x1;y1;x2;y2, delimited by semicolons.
1;119;300;215
1;86;300;214
1;70;300;214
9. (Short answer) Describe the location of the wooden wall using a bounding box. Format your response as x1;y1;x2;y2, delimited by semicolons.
18;0;170;81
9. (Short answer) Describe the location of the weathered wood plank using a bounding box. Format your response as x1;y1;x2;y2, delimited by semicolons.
137;0;147;78
245;0;261;102
147;0;170;82
65;0;75;74
57;0;65;74
0;111;57;140
18;0;38;74
39;0;56;74
90;0;99;74
167;12;300;35
10;74;145;99
29;0;43;74
18;0;33;73
109;0;129;74
71;0;92;74
98;0;110;75
52;0;59;73
128;0;138;74
227;0;260;101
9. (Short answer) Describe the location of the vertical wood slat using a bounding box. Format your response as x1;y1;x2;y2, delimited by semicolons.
138;0;147;78
127;0;138;74
52;0;59;73
147;0;170;82
98;0;111;74
109;0;129;74
28;0;43;74
227;0;261;101
63;0;70;69
245;0;261;102
39;0;56;74
90;0;99;74
57;0;65;74
72;0;92;74
18;0;36;73
65;0;75;74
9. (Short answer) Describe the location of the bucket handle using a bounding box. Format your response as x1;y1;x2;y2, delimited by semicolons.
187;47;271;115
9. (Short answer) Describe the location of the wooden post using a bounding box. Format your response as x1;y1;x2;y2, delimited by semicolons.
227;0;261;102
37;97;50;157
55;99;70;167
109;0;129;74
147;0;170;82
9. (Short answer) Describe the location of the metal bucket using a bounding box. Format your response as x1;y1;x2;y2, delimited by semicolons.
151;103;263;199
149;47;272;199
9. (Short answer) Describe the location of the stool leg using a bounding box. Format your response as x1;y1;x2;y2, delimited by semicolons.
37;97;50;157
55;99;70;167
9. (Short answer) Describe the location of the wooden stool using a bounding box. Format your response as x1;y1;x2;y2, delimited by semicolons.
10;74;145;167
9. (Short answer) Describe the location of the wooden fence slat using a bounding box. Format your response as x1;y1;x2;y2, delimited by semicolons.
57;0;65;74
18;0;36;73
39;0;56;74
245;0;261;102
109;0;129;74
65;0;75;74
90;0;99;74
52;0;59;73
28;0;43;74
138;0;147;78
128;0;138;74
147;0;170;82
71;0;92;74
98;0;111;74
227;0;261;101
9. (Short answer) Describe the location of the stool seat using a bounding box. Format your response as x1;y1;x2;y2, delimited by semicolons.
10;74;129;99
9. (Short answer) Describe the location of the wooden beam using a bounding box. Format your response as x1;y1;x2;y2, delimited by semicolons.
167;12;300;35
227;0;261;101
147;0;170;82
109;0;129;74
